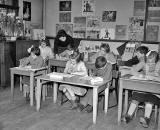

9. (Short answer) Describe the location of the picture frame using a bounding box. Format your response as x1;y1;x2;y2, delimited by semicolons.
59;1;72;11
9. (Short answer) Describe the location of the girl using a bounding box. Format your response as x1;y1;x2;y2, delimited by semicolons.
123;51;160;128
59;49;88;109
20;47;44;100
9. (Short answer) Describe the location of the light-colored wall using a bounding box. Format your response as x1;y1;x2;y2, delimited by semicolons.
45;0;134;36
19;0;43;28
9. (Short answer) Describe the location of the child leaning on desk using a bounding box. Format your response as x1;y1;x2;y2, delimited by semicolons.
20;47;44;100
59;49;88;109
122;51;160;128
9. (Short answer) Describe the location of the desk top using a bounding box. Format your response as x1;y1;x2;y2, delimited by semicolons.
37;72;110;88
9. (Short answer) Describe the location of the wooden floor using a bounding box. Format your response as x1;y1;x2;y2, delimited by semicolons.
0;85;158;130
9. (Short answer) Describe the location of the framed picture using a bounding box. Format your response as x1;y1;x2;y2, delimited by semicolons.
23;1;31;21
102;11;116;22
59;12;71;22
59;1;71;11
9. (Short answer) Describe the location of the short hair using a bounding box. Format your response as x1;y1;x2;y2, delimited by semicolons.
31;47;40;56
70;49;84;63
100;43;110;53
136;46;149;55
40;38;50;46
95;56;107;69
147;51;159;63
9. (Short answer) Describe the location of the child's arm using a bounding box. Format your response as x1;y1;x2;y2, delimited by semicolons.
64;61;71;73
131;62;144;76
102;63;112;81
20;57;30;67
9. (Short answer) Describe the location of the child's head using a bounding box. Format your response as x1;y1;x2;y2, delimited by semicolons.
100;43;110;54
95;56;107;69
146;51;159;63
70;49;83;64
135;46;149;59
30;47;41;59
67;44;73;50
40;39;50;48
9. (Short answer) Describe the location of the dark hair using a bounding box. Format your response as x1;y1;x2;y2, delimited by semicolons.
70;49;84;63
100;43;110;53
40;38;50;46
31;47;40;56
95;56;107;69
56;29;67;38
147;51;159;63
136;46;149;55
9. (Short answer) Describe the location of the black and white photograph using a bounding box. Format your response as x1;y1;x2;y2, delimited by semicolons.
102;11;116;22
59;1;72;11
23;1;31;21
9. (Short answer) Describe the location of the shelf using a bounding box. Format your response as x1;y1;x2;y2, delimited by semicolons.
0;4;19;10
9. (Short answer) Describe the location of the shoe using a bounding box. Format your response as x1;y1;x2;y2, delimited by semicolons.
83;105;93;113
139;117;150;128
77;103;85;112
122;114;132;124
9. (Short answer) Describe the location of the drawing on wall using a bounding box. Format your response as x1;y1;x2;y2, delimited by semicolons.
59;12;71;22
86;30;100;39
128;17;144;41
133;0;146;16
73;17;86;38
146;25;159;41
59;1;72;11
102;11;116;22
149;0;160;7
100;28;115;40
115;25;128;40
87;16;101;29
56;23;73;36
82;0;95;16
23;1;31;21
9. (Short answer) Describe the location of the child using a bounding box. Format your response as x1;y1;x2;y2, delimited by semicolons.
77;56;112;113
123;51;160;128
20;47;44;100
59;49;88;109
28;39;54;65
90;43;116;64
58;44;74;59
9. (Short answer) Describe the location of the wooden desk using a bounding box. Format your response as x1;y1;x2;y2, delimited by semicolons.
36;72;111;124
118;76;160;129
10;67;47;106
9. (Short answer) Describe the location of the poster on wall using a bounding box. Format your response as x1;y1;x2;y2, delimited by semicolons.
100;28;115;39
102;11;116;22
146;25;159;41
133;0;146;16
149;0;160;7
128;17;144;41
82;0;95;16
23;1;31;21
115;25;128;40
59;12;71;22
73;17;86;38
59;1;72;11
56;23;73;36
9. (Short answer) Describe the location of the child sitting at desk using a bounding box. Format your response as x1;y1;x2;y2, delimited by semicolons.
20;47;44;100
77;56;112;113
28;39;54;65
59;49;88;109
122;51;160;128
90;43;116;64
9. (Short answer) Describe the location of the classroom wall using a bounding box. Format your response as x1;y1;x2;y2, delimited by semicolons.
19;0;43;28
45;0;134;36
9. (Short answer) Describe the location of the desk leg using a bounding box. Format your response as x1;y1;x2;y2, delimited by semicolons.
118;80;123;125
158;108;160;130
104;84;109;114
36;79;42;111
124;90;128;114
20;76;22;91
93;88;98;124
11;72;14;101
30;73;34;106
53;82;58;103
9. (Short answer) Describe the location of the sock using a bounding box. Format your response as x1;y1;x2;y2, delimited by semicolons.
127;102;137;116
144;103;153;118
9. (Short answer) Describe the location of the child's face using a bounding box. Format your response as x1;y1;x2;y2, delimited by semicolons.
41;42;46;48
31;52;37;59
100;47;106;55
59;36;66;42
70;58;76;65
136;51;144;59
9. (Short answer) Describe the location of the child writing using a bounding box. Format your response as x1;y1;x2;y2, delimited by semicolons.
20;47;44;100
122;51;160;128
59;49;88;109
28;39;54;65
77;56;112;113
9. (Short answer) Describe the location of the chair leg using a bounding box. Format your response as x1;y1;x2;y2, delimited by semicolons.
154;105;158;123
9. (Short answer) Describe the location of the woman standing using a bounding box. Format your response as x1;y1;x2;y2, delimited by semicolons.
54;29;75;54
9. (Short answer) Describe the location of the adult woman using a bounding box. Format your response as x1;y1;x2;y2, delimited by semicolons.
54;29;75;54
